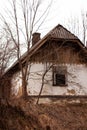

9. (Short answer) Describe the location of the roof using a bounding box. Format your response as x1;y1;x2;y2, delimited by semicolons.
5;24;86;74
49;24;78;40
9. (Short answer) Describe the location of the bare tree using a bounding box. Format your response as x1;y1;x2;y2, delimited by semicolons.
81;11;87;45
66;17;80;37
36;41;67;104
66;11;87;45
36;64;53;104
0;0;53;98
0;27;16;77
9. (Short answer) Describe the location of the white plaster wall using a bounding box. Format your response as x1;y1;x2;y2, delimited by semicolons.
11;71;22;97
11;63;87;96
28;64;87;95
67;65;87;95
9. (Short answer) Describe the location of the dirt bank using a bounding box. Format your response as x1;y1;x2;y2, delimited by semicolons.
0;98;87;130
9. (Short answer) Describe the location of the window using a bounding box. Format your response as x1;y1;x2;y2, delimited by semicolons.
53;66;67;86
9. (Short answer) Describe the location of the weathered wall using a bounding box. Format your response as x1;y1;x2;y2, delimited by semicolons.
11;63;87;97
0;73;12;99
11;72;22;97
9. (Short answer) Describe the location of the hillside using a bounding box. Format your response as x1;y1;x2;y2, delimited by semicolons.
0;98;87;130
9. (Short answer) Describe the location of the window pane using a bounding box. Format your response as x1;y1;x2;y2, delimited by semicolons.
52;66;67;86
56;74;65;86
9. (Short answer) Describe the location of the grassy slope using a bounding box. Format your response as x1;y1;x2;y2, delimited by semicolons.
0;98;87;130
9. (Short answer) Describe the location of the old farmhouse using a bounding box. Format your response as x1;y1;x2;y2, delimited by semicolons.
1;24;87;101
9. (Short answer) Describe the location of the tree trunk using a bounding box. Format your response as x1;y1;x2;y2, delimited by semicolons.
22;79;28;98
36;65;53;104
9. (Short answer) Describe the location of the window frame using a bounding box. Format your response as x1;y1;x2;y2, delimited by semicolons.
52;66;67;87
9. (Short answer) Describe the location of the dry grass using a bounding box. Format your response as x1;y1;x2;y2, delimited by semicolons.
0;98;87;130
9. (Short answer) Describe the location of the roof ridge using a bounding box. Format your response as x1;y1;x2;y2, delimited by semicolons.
50;24;79;40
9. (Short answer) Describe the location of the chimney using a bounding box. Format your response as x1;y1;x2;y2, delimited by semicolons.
32;32;41;46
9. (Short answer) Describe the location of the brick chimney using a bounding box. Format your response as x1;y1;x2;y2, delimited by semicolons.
32;32;41;46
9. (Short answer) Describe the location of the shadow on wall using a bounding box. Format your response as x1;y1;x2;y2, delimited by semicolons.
0;72;12;99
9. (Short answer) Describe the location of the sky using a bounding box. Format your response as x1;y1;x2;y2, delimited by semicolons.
40;0;87;34
0;0;87;41
0;0;87;67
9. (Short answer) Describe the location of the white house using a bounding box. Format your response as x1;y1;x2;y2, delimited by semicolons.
1;24;87;102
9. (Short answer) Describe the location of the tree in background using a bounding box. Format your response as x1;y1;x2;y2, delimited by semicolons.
0;27;16;77
66;11;87;45
0;0;52;98
81;11;87;45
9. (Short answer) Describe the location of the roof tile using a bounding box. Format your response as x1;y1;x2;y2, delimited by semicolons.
50;24;78;40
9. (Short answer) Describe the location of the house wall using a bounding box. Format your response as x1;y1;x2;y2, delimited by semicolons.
0;73;12;99
11;72;22;97
11;63;87;97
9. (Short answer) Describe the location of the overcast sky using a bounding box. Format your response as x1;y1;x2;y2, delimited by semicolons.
0;0;87;67
41;0;87;35
0;0;87;39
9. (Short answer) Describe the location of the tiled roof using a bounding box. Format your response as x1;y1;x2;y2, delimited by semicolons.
49;24;78;40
